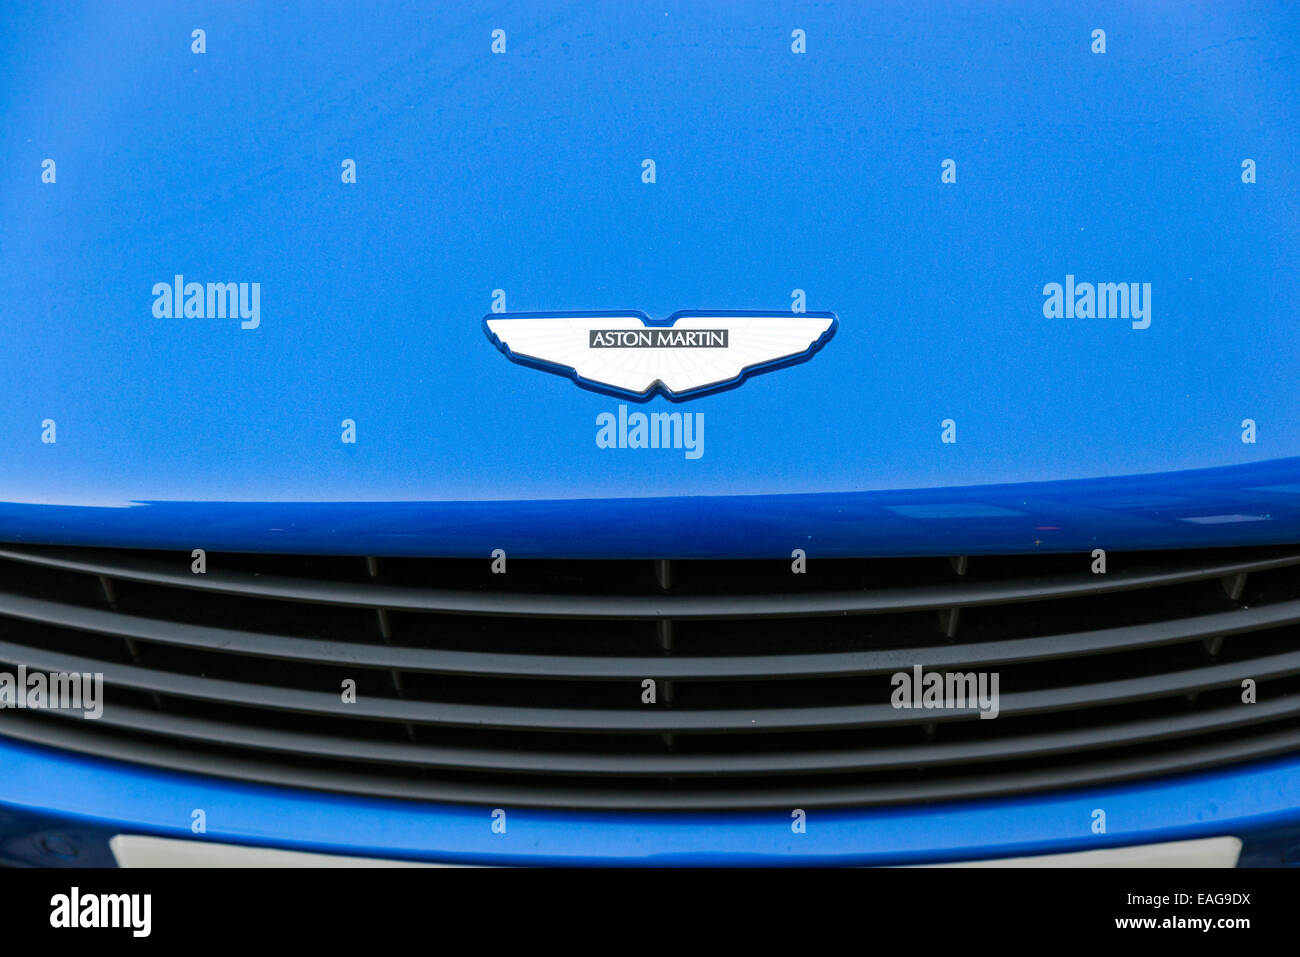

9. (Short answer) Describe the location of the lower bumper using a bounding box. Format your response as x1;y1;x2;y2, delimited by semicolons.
4;736;1299;867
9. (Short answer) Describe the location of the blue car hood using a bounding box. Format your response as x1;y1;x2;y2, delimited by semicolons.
2;1;1299;556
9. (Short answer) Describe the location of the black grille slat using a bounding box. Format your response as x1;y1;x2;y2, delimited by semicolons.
4;636;1300;732
20;689;1300;778
5;707;1300;811
1;543;1299;810
2;586;1299;678
2;545;1297;619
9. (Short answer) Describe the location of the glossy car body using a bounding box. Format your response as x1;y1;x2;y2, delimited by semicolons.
3;1;1300;866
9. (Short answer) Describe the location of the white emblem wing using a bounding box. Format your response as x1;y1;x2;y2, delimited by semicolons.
486;314;834;396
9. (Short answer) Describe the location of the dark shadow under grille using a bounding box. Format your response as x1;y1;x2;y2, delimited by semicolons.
0;543;1298;810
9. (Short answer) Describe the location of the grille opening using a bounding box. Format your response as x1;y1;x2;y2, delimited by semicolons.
1;542;1298;809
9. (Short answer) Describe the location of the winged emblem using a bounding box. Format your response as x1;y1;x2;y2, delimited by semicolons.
483;310;837;399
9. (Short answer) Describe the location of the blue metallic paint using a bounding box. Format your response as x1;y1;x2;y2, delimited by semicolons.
3;0;1299;865
1;736;1299;866
1;454;1299;557
2;1;1298;552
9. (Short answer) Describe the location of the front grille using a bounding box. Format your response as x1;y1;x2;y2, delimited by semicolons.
1;543;1299;810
